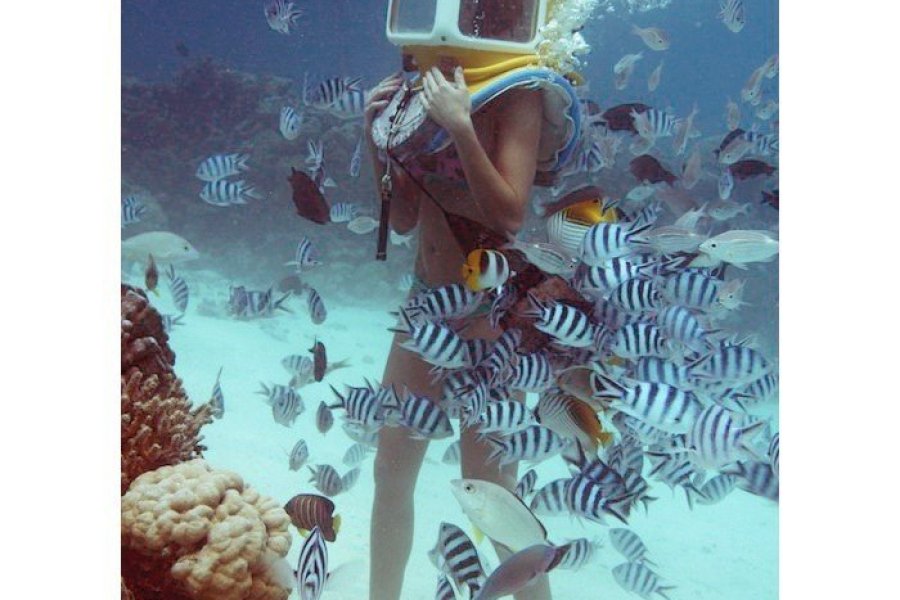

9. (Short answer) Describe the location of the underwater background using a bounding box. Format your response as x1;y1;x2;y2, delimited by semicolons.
121;1;778;598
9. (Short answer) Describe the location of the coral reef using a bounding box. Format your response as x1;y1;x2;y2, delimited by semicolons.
121;459;293;600
121;284;213;493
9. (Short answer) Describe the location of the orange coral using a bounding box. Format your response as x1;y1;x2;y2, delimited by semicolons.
121;460;293;600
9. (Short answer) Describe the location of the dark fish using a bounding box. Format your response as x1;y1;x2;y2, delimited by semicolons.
715;128;746;158
145;254;159;295
284;494;340;542
761;189;779;209
175;41;189;57
310;338;327;382
288;167;330;225
316;401;333;434
728;159;777;180
600;103;651;133
629;155;677;185
476;544;568;600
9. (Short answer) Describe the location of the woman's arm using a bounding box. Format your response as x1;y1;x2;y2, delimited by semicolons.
422;67;542;234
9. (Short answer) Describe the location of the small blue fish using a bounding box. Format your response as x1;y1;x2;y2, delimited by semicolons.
165;265;189;314
279;106;303;140
196;153;249;182
265;0;303;35
349;137;363;177
397;273;415;292
200;179;261;206
329;202;358;223
286;236;322;272
121;195;146;228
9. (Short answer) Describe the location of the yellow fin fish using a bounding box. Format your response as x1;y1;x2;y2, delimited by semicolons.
461;249;511;292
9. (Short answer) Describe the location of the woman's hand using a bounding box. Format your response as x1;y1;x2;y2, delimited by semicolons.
364;72;404;141
421;66;472;137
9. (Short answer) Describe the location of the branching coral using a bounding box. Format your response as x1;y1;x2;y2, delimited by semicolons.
121;284;213;493
121;459;293;600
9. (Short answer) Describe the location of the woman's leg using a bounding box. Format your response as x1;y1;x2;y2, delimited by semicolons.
459;392;553;600
370;335;444;600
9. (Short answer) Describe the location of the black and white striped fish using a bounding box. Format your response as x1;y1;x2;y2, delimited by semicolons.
565;474;630;524
209;366;225;419
340;467;360;492
200;179;262;206
195;153;250;182
609;528;656;565
283;354;314;377
507;352;553;393
724;460;778;501
400;394;454;440
612;562;673;600
308;76;363;109
329;202;358;223
316;401;334;434
329;383;383;429
662;271;723;310
428;522;486;599
527;293;600;348
515;469;538;499
121;195;147;227
688;404;766;469
529;478;571;516
657;305;715;353
330;87;367;118
556;538;598;571
404;283;484;323
646;451;703;508
279;105;303;140
165;265;189;313
768;432;779;478
632;108;680;139
578;257;655;294
308;464;344;497
307;288;327;324
394;310;471;369
442;440;461;465
607;436;645;474
609;278;662;313
632;356;694;388
580;221;651;265
621;469;656;513
295;526;329;600
286;236;323;272
486;425;568;466
289;439;309;471
481;328;522;376
435;575;456;600
691;346;772;388
269;385;304;427
695;473;737;505
228;286;291;318
609;322;669;359
593;373;703;434
342;442;373;467
475;399;534;436
614;413;671;445
731;372;779;408
258;382;300;407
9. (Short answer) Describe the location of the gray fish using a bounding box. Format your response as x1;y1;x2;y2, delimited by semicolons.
609;528;656;565
529;479;571;516
441;440;461;465
515;469;538;500
165;264;190;313
474;544;567;600
696;473;737;505
555;538;598;571
340;467;360;492
309;464;343;497
209;366;224;419
342;442;373;468
307;288;327;324
289;439;309;471
316;401;334;434
612;562;674;600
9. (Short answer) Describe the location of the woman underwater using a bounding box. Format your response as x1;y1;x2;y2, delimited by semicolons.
363;1;586;598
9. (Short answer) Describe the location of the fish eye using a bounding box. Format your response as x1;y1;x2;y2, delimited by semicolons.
464;483;474;492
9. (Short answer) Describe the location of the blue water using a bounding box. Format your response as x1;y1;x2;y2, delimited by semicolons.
122;1;778;598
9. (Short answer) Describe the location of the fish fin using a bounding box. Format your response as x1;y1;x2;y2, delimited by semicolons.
656;585;676;600
333;514;341;534
472;525;485;546
299;528;309;537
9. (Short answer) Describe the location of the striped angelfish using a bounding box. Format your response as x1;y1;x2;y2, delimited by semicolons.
272;387;304;427
395;310;471;369
609;278;662;314
331;87;367;118
578;257;655;295
634;108;680;139
487;425;568;467
608;528;656;565
580;221;651;265
478;400;537;435
481;328;522;375
307;288;327;324
578;457;630;498
283;354;313;377
329;383;383;429
289;439;309;471
743;129;778;156
507;352;553;393
209;366;225;418
121;195;147;227
308;76;363;109
657;305;714;353
527;293;599;348
661;271;723;310
609;322;669;359
165;265;189;313
646;452;702;507
329;202;358;223
555;538;598;571
688;404;766;469
621;469;656;513
442;440;461;465
627;202;663;229
316;401;334;434
160;313;183;333
632;356;694;388
295;526;328;600
612;562;674;600
287;236;322;271
258;382;300;407
726;461;778;501
399;394;454;440
695;473;737;505
691;345;773;388
405;283;484;322
565;474;630;525
592;373;703;434
342;442;373;468
606;436;645;475
733;372;779;407
279;105;303;140
342;421;380;447
428;522;486;599
308;464;344;497
769;432;779;478
529;479;571;516
195;153;250;181
340;467;361;492
435;575;456;600
515;469;538;499
614;414;671;446
200;179;261;206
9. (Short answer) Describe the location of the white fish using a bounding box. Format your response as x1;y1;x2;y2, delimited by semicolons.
699;229;779;268
718;136;754;165
644;226;707;254
626;184;657;202
279;106;303;140
755;100;778;121
647;61;663;92
349;137;363;177
707;199;750;221
390;229;414;248
715;278;747;310
672;204;706;231
122;231;199;264
450;479;547;552
397;273;415;292
718;0;746;34
718;169;734;200
265;0;303;35
329;202;358;223
195;153;249;182
347;216;379;234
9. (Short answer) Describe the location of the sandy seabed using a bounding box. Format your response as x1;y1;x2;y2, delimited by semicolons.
137;266;778;600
